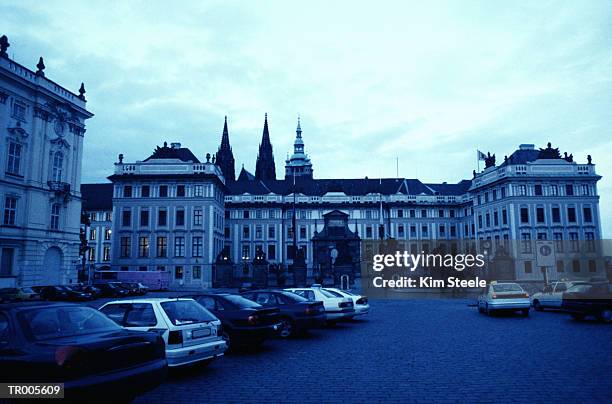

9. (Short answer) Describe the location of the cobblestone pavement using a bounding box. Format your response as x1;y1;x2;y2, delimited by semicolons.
128;298;612;403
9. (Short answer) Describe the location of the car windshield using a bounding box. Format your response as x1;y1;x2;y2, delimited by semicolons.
161;300;217;325
323;289;345;298
319;289;339;298
492;284;523;292
18;306;120;341
567;284;591;293
279;291;308;302
222;295;262;309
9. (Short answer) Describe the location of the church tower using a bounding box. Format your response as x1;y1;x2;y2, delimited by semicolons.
215;116;235;182
255;113;277;181
285;117;313;179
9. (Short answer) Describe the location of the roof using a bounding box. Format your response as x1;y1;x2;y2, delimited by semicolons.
81;183;113;211
227;177;472;197
143;143;200;163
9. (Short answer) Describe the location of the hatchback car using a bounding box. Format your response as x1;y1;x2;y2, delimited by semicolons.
0;302;167;401
241;290;326;337
99;298;226;367
477;282;530;316
185;293;281;350
285;285;355;322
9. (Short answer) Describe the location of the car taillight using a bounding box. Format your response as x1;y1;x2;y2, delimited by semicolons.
247;315;259;325
167;330;183;345
492;294;498;299
55;346;85;368
523;292;530;298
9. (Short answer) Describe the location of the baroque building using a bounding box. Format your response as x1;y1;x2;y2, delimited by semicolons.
82;116;605;289
0;35;93;287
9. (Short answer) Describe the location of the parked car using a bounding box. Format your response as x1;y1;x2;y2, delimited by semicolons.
99;298;226;367
0;302;167;400
94;283;131;298
285;284;355;322
0;287;40;303
561;282;612;323
531;280;589;311
323;288;370;317
39;286;93;301
134;282;150;295
117;282;141;296
477;282;530;316
71;284;103;298
241;289;326;337
184;293;281;350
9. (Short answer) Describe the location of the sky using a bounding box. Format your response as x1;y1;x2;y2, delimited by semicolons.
2;1;612;234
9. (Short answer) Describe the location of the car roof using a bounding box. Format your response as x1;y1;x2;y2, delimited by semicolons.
101;297;195;305
240;289;285;294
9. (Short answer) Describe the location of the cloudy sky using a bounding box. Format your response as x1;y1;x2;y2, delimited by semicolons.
3;1;612;233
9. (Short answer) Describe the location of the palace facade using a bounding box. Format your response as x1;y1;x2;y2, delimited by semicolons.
81;115;604;289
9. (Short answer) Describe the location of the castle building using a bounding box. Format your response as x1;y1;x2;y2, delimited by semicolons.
81;116;605;289
0;35;93;287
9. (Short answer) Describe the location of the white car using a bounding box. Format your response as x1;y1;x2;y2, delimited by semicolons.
323;288;370;317
531;281;589;311
99;298;227;367
477;282;530;316
285;284;355;321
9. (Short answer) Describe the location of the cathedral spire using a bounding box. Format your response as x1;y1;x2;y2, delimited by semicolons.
285;116;313;180
215;116;235;182
255;113;277;181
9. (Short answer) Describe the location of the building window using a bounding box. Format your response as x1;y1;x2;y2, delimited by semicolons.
0;248;15;277
485;213;490;227
572;260;580;272
192;265;202;279
588;260;597;273
299;226;307;240
565;184;574;196
158;209;167;226
242;244;250;261
269;210;276;219
104;227;111;240
120;236;131;258
567;207;576;223
138;236;149;257
398;225;405;238
520;207;529;224
6;141;22;175
397;209;404;218
87;247;96;262
439;225;445;237
409;210;416;218
50;203;60;229
243;226;250;239
104;212;112;221
243;210;250;219
174;266;184;280
438;209;444;218
583;207;592;223
524;261;532;274
421;209;427;218
103;246;110;262
267;244;276;260
255;225;263;239
536;207;545;223
156;236;167;257
534;184;542;196
174;236;185;257
552;207;561;223
516;185;527;196
194;185;203;197
493;211;499;226
537;232;547;240
224;227;230;238
140;210;149;227
502;209;508;225
141;185;150;197
175;209;185;226
365;226;372;238
569;232;579;252
192;236;203;257
521;233;532;253
410;225;416;238
194;208;203;225
90;228;97;240
268;226;275;239
556;260;564;273
422;226;428;237
585;232;595;252
159;185;168;197
123;185;132;198
256;210;263;219
580;184;590;196
177;185;185;197
450;226;456;238
51;152;63;182
550;185;558;196
553;232;563;252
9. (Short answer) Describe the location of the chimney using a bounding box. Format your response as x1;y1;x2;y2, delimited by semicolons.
170;142;181;149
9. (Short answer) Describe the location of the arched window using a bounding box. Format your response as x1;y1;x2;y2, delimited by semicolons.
52;152;63;182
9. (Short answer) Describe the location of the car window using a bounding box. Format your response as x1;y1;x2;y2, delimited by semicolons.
323;289;344;298
492;284;523;292
242;293;255;301
556;284;567;292
223;295;263;309
125;303;157;327
100;304;129;325
161;300;217;325
19;306;119;341
319;289;338;298
295;290;316;301
196;296;217;311
0;313;9;345
279;291;307;303
255;293;276;306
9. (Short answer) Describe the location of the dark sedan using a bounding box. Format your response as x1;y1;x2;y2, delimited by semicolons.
184;293;281;350
93;283;130;298
241;290;326;337
39;286;93;301
0;302;167;401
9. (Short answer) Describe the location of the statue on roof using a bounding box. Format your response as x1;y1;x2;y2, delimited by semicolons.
587;155;592;165
484;152;496;168
538;142;561;159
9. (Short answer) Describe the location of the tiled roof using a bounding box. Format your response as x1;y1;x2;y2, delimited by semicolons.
81;183;113;211
143;144;200;163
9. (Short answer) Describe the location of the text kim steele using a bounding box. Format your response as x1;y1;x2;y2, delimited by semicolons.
372;276;487;289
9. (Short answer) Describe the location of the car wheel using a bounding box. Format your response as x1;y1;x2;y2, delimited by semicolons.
521;308;529;317
597;309;612;324
279;318;295;338
571;313;586;321
485;303;492;316
221;330;232;351
533;300;543;311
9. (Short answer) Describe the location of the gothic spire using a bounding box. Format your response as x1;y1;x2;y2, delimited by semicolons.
215;115;235;182
255;113;277;181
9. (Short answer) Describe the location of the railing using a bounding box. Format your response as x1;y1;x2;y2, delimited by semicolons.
48;181;71;194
